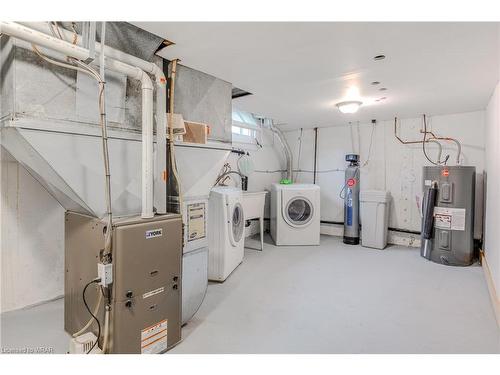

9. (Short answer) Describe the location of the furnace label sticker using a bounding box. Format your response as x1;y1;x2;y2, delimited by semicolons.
143;286;165;299
434;207;466;231
145;228;162;239
141;319;168;354
187;202;206;242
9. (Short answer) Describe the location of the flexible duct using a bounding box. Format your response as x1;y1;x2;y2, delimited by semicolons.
266;119;293;181
0;22;155;218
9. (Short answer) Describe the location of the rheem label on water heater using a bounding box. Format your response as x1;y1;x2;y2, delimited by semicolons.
434;207;466;231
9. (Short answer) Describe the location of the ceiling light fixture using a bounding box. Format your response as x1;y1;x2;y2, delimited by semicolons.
336;101;362;114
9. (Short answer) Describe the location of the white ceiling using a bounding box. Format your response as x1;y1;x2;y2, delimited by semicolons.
134;22;499;130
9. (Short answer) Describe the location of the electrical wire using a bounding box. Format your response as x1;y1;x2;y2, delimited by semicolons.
213;162;246;187
295;128;303;181
83;279;102;354
360;121;376;168
339;167;360;200
43;22;112;257
34;23;114;349
32;30;112;255
168;59;184;214
31;44;95;77
72;289;102;338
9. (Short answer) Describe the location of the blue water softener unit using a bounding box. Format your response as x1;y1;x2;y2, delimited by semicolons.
343;154;360;245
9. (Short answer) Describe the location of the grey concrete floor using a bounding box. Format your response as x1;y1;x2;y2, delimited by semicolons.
2;235;499;354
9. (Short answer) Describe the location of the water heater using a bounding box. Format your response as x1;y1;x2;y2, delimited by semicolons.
343;154;360;245
420;166;475;266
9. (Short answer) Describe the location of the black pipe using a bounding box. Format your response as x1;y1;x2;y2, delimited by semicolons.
320;220;421;235
313;127;318;184
388;227;421;235
320;220;344;225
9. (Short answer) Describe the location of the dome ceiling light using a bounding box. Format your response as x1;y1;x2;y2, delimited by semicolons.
336;101;363;114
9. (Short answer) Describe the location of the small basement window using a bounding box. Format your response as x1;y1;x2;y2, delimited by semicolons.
232;109;261;147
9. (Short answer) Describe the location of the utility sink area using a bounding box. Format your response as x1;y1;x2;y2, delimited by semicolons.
242;191;268;219
242;191;268;250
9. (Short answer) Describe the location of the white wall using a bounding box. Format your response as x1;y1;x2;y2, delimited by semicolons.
284;111;486;234
1;150;65;312
484;79;500;301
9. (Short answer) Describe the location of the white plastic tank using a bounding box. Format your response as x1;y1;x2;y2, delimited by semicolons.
360;190;391;249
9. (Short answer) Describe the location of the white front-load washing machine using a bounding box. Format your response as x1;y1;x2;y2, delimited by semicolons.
208;186;245;281
270;183;321;245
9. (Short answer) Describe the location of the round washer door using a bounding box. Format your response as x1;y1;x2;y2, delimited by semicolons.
283;196;314;227
229;202;244;246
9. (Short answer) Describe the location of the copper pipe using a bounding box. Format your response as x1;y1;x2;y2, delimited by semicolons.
394;117;428;144
394;115;462;165
394;116;449;165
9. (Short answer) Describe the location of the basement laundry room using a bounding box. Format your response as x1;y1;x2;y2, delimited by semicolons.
1;4;500;367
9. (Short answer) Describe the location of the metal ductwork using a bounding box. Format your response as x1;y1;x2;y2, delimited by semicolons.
264;119;293;182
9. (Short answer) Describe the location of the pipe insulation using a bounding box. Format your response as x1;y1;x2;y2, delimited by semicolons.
422;182;438;240
0;21;155;218
20;22;168;213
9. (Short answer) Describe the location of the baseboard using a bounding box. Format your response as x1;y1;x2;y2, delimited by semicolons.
480;252;500;329
320;224;343;237
1;294;64;314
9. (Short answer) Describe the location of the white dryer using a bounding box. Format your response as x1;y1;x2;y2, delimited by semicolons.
270;183;321;246
208;186;245;281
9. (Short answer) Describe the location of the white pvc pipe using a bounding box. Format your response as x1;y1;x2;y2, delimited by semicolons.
0;21;155;218
20;22;167;214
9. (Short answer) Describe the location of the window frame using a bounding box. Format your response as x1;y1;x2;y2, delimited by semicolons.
231;110;262;148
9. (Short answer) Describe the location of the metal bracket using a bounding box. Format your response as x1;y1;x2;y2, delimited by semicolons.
81;22;96;63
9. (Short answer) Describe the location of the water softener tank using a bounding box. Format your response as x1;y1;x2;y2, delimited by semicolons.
343;154;360;245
